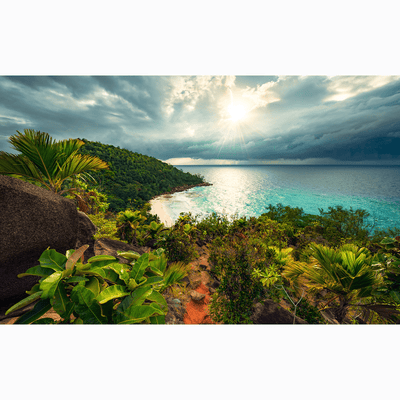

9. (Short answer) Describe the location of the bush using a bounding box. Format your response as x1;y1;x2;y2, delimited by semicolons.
209;231;281;324
5;246;179;324
157;214;198;263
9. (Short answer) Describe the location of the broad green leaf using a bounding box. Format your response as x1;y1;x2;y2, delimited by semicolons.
31;318;56;324
107;263;130;284
117;251;140;261
149;256;167;274
73;318;83;324
114;304;163;324
143;276;164;287
40;271;63;299
51;282;74;320
39;248;67;271
116;286;154;315
5;291;43;315
147;290;168;313
65;276;89;283
96;285;130;304
15;299;52;324
70;285;107;324
66;245;89;271
87;254;117;263
130;253;149;281
18;265;55;278
85;276;101;296
149;265;163;276
381;238;396;245
149;314;166;324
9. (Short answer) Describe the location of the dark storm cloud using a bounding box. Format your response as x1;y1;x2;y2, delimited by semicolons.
0;75;399;164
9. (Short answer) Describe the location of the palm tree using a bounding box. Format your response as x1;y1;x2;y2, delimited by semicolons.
283;243;399;323
0;129;109;194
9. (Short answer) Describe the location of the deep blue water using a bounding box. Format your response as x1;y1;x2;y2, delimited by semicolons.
162;165;400;232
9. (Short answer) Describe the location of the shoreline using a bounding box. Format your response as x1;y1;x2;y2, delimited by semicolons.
149;182;212;228
149;196;174;227
149;182;212;201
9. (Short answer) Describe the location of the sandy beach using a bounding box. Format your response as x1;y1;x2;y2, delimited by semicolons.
149;196;174;227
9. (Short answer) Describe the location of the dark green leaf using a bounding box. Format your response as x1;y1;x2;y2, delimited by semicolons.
15;299;52;324
51;282;74;320
114;304;163;324
70;285;107;324
5;291;43;315
18;265;55;278
149;314;165;324
66;276;89;283
390;290;400;304
31;318;56;324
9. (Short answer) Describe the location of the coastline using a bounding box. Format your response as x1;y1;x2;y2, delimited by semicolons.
149;196;174;227
149;182;212;228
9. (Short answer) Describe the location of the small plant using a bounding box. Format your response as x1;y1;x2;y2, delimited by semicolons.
5;246;188;324
116;209;147;243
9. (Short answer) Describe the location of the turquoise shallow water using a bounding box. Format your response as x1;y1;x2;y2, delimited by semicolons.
162;166;400;231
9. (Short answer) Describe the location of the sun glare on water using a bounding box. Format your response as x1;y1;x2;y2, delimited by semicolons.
227;104;247;122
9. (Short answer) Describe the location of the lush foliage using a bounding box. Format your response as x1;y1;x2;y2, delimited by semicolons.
156;214;199;263
283;243;400;323
6;246;189;324
208;219;289;324
77;139;205;212
0;129;109;193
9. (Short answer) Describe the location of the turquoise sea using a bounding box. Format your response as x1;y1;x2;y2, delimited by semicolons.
162;165;400;232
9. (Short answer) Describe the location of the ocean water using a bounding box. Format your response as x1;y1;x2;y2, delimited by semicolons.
162;165;400;232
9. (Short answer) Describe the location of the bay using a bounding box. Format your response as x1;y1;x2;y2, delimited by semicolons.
161;165;400;232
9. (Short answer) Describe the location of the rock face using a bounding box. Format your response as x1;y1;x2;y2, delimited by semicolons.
250;300;308;324
0;176;96;311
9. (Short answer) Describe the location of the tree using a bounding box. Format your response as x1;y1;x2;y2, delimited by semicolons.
0;129;109;193
283;243;399;323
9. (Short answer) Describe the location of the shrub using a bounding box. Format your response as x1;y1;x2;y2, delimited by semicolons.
157;214;198;263
5;246;187;324
209;232;278;324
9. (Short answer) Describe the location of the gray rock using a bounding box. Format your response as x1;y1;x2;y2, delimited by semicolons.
250;300;308;324
190;290;206;302
0;176;97;314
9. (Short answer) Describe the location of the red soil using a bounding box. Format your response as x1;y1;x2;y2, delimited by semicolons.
183;282;215;324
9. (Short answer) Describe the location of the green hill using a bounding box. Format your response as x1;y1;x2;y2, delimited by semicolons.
77;139;206;212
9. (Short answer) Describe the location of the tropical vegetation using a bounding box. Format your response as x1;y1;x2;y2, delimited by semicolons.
3;129;400;324
0;129;109;193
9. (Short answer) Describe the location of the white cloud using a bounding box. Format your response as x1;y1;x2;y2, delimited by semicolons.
324;75;400;102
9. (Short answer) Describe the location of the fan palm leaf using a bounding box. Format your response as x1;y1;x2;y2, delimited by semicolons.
283;243;387;322
0;129;109;192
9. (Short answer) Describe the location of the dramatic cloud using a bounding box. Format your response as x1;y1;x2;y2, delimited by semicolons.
0;75;399;164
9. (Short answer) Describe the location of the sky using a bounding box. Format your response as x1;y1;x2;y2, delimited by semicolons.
1;74;399;165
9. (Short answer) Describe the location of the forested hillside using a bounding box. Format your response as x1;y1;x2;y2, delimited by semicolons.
77;139;205;212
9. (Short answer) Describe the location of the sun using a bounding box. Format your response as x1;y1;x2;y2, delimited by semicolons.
227;103;247;122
